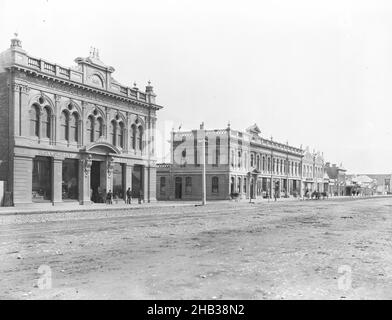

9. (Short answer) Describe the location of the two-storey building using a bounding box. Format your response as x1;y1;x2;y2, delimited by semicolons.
157;123;304;200
0;36;162;206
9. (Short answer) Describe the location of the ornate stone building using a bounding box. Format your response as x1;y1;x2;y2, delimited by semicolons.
157;124;304;200
0;36;162;206
301;147;328;194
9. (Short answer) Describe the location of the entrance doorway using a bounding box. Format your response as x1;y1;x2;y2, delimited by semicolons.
90;161;102;203
132;165;143;198
175;177;182;199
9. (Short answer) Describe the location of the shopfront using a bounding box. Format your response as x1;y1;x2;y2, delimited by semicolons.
32;156;52;203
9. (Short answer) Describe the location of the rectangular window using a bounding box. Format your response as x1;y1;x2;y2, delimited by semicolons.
160;177;166;195
185;177;192;195
212;177;219;193
32;156;52;202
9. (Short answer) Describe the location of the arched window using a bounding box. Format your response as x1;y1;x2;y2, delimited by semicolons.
109;120;116;145
41;107;51;139
256;155;260;170
118;122;124;148
87;116;94;143
262;156;266;171
30;105;40;137
212;176;219;194
60;111;69;141
131;124;137;150
95;117;103;141
69;112;78;142
251;154;254;167
138;126;144;151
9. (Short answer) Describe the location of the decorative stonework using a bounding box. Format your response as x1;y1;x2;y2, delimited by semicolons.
84;155;93;177
14;70;153;114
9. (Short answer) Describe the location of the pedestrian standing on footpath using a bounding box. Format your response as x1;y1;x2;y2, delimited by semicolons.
126;187;132;204
106;190;113;205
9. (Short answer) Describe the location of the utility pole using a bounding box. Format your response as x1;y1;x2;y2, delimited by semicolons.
199;123;207;206
269;136;274;202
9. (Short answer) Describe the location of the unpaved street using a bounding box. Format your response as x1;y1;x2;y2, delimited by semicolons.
1;197;391;300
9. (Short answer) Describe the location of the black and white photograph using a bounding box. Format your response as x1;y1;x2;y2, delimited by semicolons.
0;0;391;306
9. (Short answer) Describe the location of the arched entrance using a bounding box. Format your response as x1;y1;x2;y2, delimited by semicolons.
84;143;121;203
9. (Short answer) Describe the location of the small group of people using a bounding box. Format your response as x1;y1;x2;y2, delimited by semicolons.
105;187;144;205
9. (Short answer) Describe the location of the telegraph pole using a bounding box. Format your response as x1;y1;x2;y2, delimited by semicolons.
269;136;274;202
200;123;207;206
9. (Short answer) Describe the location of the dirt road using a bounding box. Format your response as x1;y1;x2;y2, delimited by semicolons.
1;197;391;299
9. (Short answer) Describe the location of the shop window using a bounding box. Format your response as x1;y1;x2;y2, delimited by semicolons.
62;159;79;200
212;176;219;194
32;156;51;202
185;177;192;195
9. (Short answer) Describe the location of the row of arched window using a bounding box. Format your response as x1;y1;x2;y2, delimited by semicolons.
29;105;145;151
230;149;301;176
30;105;51;138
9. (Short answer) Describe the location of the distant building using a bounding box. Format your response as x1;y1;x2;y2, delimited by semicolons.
301;147;327;194
325;163;347;196
157;124;309;201
346;174;391;195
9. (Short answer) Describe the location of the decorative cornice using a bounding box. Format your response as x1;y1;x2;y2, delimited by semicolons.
9;64;164;110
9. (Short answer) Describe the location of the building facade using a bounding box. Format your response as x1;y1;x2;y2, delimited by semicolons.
301;147;328;194
0;36;162;206
157;124;304;201
325;163;347;196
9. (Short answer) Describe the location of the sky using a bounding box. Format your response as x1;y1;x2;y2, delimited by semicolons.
0;0;391;173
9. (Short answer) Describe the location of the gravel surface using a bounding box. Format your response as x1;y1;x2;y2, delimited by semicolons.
0;197;391;299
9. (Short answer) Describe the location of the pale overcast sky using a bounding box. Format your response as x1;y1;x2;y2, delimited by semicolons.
1;0;391;173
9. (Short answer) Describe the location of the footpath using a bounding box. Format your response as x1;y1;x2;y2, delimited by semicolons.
0;195;390;216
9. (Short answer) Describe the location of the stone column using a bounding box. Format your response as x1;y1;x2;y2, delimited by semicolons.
149;166;157;202
124;164;133;201
79;156;92;205
52;158;63;205
20;85;30;137
106;157;114;193
143;166;149;202
13;155;34;206
12;83;21;136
